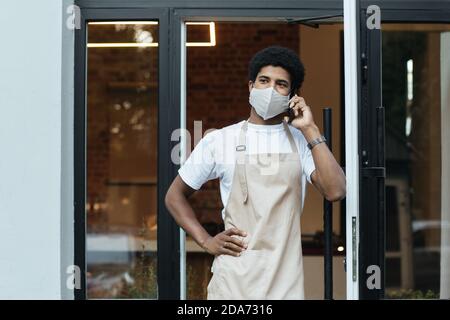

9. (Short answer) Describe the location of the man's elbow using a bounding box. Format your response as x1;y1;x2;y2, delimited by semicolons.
165;179;192;211
165;187;176;213
324;184;346;202
325;191;346;202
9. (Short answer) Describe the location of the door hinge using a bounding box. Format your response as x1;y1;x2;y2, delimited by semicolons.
361;52;368;83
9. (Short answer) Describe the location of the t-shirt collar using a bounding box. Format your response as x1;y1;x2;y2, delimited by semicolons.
246;120;284;131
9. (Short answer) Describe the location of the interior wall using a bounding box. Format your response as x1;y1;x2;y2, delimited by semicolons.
299;24;343;236
299;23;346;300
304;256;346;299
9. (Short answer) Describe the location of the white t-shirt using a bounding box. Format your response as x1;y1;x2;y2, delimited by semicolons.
178;120;316;219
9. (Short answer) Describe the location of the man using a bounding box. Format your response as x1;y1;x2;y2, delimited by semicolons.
165;46;346;299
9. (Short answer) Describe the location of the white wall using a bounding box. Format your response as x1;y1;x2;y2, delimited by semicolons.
0;0;74;299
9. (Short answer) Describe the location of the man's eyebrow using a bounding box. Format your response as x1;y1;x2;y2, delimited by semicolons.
257;74;290;85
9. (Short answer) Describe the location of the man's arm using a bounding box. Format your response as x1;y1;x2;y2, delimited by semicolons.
165;175;247;256
286;95;346;202
165;175;210;247
303;125;346;202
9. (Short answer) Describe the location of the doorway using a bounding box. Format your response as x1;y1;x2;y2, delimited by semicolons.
181;21;346;299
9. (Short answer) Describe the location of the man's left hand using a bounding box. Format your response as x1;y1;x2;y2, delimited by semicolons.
284;95;316;131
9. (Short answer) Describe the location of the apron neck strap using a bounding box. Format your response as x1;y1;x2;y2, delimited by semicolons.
238;120;248;148
235;121;249;203
282;121;299;154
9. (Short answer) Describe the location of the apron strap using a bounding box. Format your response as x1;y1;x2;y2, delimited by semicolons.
282;121;299;154
236;121;248;203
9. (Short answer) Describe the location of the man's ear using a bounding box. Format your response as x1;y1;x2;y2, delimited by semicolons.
248;80;254;93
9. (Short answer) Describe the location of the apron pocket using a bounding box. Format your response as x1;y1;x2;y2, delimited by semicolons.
210;250;269;299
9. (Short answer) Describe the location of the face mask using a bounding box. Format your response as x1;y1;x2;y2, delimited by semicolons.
249;86;290;120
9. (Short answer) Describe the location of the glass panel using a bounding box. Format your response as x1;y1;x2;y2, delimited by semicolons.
86;21;158;299
383;23;450;299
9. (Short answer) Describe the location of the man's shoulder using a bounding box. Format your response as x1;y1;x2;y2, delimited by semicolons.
199;120;244;151
220;120;245;133
203;120;244;139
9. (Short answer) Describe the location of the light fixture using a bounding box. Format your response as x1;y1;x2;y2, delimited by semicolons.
407;59;413;101
87;22;216;48
89;21;158;25
185;22;216;47
406;59;413;137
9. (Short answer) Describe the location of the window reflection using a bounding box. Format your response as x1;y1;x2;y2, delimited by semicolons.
86;22;158;299
383;24;450;299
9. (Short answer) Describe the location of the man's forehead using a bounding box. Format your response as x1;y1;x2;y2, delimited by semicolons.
256;65;290;82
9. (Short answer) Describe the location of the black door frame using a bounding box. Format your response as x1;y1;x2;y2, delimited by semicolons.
358;2;384;300
74;0;450;300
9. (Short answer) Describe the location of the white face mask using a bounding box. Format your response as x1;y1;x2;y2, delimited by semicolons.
249;86;290;120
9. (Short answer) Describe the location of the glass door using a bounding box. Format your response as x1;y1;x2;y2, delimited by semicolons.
357;5;450;300
74;8;176;299
381;22;450;299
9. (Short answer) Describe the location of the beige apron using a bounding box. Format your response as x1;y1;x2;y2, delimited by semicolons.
207;120;304;300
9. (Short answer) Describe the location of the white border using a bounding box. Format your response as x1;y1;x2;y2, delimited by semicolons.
344;0;360;300
179;21;188;300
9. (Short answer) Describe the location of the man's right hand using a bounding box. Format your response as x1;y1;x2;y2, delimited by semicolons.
201;228;248;256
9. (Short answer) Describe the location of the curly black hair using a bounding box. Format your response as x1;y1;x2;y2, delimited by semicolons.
248;46;305;98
